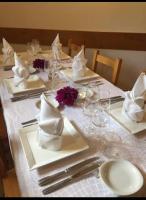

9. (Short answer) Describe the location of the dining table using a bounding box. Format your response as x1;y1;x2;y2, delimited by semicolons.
0;54;146;197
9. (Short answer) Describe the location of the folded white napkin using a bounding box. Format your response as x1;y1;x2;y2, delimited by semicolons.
72;46;87;79
51;33;63;60
2;38;14;64
12;52;30;89
36;93;64;150
122;72;146;122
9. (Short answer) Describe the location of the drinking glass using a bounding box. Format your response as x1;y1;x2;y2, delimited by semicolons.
82;82;100;115
31;39;41;55
92;88;111;128
46;59;61;90
82;82;100;134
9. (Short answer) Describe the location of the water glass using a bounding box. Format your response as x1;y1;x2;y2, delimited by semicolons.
92;88;111;128
82;83;100;116
31;39;41;55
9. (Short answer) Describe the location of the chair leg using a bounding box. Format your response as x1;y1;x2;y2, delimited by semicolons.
0;177;5;197
0;137;14;172
0;156;6;178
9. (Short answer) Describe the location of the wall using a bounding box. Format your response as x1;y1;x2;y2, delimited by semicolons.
0;2;146;90
0;2;146;33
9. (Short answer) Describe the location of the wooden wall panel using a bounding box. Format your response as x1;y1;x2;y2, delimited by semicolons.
0;27;146;51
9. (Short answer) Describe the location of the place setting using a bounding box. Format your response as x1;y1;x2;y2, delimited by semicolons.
3;52;47;102
18;92;89;171
110;72;146;134
59;46;100;83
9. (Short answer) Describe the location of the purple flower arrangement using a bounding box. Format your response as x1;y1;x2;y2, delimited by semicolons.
33;59;48;70
56;86;78;106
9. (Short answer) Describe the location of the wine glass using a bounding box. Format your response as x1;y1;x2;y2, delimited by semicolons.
46;59;61;90
31;39;42;55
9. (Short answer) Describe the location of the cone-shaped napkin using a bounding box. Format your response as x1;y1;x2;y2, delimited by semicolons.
51;33;63;60
72;46;87;79
37;93;64;150
12;52;30;89
122;72;146;122
2;38;14;63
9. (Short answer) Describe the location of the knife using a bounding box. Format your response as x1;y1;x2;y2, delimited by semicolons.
21;119;37;125
10;89;49;102
11;92;42;102
42;161;100;195
110;97;125;104
39;156;99;187
100;95;123;101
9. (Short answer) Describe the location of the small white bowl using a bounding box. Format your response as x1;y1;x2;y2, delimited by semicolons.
99;159;144;196
78;88;94;100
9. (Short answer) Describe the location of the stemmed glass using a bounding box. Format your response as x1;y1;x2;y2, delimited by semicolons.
31;39;42;56
26;39;41;60
91;86;137;162
45;58;61;91
87;87;119;151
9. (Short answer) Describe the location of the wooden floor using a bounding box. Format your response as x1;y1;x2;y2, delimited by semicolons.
2;169;21;197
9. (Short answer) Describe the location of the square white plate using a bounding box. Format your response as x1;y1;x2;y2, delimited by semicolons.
60;68;100;83
110;101;146;134
0;52;27;70
4;75;46;95
19;117;89;170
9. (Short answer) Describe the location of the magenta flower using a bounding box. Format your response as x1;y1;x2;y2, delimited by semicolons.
55;86;78;106
33;59;46;70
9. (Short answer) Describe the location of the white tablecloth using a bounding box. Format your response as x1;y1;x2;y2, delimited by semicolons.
0;68;146;197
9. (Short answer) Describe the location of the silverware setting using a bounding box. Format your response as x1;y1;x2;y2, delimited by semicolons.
39;156;99;187
78;79;103;86
110;97;124;104
6;76;14;79
42;160;102;195
100;95;124;102
10;90;50;102
21;118;37;125
22;122;38;128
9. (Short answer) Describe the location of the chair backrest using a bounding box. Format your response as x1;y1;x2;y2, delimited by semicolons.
92;49;122;85
68;39;85;57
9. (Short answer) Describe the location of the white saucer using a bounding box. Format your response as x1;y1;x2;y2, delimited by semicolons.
99;159;144;196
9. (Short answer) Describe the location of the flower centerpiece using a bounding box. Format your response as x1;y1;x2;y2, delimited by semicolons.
33;59;46;70
55;86;78;106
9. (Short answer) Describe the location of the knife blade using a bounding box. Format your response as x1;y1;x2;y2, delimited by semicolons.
100;95;123;101
21;119;37;125
42;161;100;195
39;156;99;187
110;98;125;104
10;89;48;102
11;92;42;102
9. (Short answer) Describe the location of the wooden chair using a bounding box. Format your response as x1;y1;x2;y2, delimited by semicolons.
92;49;122;85
67;39;85;57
